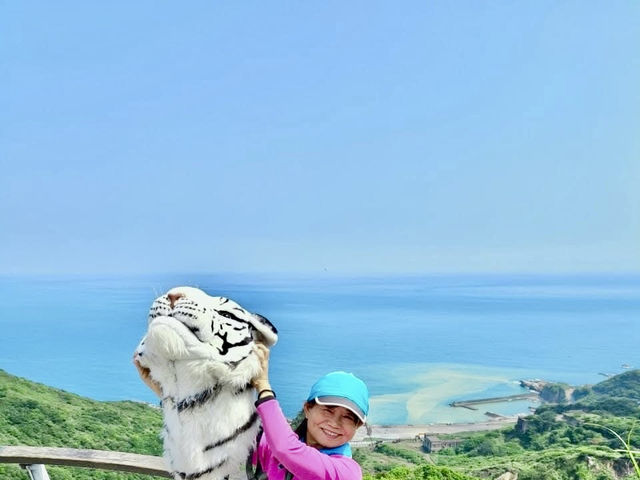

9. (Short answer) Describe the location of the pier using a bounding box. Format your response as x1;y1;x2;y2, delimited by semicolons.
449;393;539;410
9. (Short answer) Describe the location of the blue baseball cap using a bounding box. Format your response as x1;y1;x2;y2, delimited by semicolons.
307;371;369;423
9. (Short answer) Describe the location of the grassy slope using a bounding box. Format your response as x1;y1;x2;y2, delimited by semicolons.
0;369;164;480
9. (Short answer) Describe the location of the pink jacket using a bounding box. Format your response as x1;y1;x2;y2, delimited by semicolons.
255;398;362;480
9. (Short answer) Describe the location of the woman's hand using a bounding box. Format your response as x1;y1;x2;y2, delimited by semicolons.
252;343;272;394
133;355;163;398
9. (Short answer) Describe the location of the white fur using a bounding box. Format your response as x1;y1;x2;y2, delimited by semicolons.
135;286;278;480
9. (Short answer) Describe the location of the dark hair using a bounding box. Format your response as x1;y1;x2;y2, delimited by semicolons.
292;400;316;437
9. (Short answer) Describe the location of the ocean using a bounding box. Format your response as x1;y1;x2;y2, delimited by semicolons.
1;273;638;425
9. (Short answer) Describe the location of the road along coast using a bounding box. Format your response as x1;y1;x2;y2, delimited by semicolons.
352;416;518;445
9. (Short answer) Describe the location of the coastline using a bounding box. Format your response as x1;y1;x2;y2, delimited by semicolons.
352;416;518;444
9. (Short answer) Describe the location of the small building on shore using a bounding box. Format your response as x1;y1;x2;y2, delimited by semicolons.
422;435;463;453
516;416;529;433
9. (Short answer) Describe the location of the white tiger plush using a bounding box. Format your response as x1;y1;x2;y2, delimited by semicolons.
134;286;278;480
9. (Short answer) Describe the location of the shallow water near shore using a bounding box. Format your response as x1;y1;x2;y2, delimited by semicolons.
366;363;560;424
1;273;638;425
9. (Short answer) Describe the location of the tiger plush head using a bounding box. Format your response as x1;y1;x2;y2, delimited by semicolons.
134;286;278;480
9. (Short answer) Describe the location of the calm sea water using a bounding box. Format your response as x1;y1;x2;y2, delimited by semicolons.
1;273;638;425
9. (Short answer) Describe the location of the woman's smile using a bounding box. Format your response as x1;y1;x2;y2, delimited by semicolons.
321;428;339;438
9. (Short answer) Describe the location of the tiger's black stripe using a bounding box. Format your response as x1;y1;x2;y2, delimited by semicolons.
215;309;245;322
225;354;250;369
173;457;228;480
174;383;251;413
176;384;222;412
203;411;259;452
232;383;252;396
186;325;200;335
216;332;253;355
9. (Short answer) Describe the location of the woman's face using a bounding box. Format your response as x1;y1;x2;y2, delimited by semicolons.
304;403;359;449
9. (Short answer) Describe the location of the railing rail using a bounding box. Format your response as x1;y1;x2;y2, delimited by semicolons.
0;445;171;479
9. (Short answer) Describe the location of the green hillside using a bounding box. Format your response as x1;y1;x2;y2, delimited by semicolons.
593;370;640;398
0;369;163;480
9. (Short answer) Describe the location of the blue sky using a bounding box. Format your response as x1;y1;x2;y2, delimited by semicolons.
1;2;638;275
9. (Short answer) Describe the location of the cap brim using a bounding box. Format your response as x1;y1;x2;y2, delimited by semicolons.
315;396;366;424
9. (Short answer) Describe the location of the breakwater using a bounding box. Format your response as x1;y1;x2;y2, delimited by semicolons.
449;393;539;410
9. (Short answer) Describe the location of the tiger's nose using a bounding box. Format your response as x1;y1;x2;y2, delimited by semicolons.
167;293;185;309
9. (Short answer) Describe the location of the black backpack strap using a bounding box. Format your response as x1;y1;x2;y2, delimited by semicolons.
245;424;295;480
246;426;268;480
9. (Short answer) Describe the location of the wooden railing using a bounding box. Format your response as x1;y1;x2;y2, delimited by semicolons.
0;445;171;479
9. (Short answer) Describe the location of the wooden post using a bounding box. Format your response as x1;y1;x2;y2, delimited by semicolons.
23;464;51;480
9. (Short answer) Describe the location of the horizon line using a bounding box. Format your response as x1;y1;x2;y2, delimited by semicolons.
1;270;640;279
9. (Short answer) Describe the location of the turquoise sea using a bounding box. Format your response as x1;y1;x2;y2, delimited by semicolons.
1;273;638;425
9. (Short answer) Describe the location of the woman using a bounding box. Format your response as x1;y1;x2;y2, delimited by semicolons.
251;343;369;480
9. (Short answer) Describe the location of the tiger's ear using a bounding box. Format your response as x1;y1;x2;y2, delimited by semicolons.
249;313;278;347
